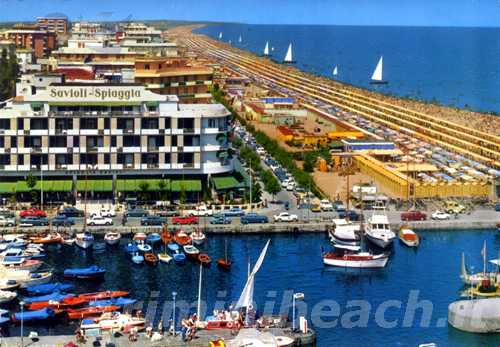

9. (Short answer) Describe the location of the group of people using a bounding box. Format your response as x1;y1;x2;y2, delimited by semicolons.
181;313;198;342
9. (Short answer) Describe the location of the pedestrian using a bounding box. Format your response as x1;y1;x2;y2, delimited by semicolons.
157;319;164;334
146;325;153;338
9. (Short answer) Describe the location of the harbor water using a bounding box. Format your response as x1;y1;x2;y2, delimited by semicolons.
196;24;500;114
4;229;500;346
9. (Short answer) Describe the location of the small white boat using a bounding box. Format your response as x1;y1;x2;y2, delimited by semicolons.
81;312;145;332
333;65;338;77
283;43;295;64
133;232;146;242
132;253;144;265
183;245;200;260
0;290;16;303
364;206;395;249
329;219;361;247
158;252;172;264
2;259;42;272
398;226;420;247
104;232;121;246
63;238;75;246
75;231;94;250
370;55;388;84
323;251;389;268
263;41;270;56
137;241;152;253
191;230;206;245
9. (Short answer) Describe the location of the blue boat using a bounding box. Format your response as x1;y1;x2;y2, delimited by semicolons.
146;233;161;244
88;297;137;307
13;308;55;322
167;243;180;252
173;252;186;264
137;242;152;253
23;292;75;304
26;282;74;295
124;243;139;254
0;309;9;325
63;265;106;279
132;253;144;264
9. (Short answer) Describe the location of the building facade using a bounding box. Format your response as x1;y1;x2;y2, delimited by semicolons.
0;84;232;179
3;29;56;58
37;16;69;35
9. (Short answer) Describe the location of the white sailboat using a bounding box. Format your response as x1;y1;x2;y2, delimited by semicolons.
370;56;388;84
283;43;295;64
333;65;338;77
263;41;270;56
238;35;242;43
218;32;223;40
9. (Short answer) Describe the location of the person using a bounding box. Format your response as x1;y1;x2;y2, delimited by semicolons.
181;317;189;341
145;325;153;338
157;319;164;334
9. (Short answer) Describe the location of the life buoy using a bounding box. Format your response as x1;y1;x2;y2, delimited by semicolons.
226;321;233;329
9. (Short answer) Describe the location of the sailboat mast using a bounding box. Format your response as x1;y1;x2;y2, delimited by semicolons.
225;239;228;263
197;263;203;318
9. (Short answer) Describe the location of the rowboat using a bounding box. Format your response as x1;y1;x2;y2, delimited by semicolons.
136;241;152;253
62;237;75;246
19;272;53;288
198;253;212;267
75;232;94;250
132;253;144;265
323;251;389;268
23;292;74;304
26;290;129;310
167;243;180;252
11;308;56;323
26;282;74;295
80;312;145;333
31;233;62;245
144;252;158;265
398;226;420;247
183;245;200;260
0;290;16;304
63;265;106;280
217;239;231;271
191;230;206;245
124;243;139;254
174;231;192;246
104;232;121;246
67;305;121;320
173;252;186;265
133;232;146;242
146;233;161;245
158;252;172;264
2;259;42;272
88;297;137;307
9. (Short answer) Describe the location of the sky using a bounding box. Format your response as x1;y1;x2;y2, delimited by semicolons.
0;0;499;27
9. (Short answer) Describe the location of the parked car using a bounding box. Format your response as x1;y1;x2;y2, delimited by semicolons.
19;216;49;227
157;209;180;217
210;215;232;225
52;215;75;227
320;199;334;211
86;215;113;226
333;201;345;211
241;213;269;224
58;207;84;218
125;208;149;218
496;202;500;212
443;201;466;214
172;216;198;225
337;210;361;221
0;209;15;218
0;215;16;227
141;215;166;226
186;205;214;217
273;212;299;222
99;207;116;218
19;208;47;218
222;207;246;217
400;210;427;221
431;211;451;220
310;204;321;213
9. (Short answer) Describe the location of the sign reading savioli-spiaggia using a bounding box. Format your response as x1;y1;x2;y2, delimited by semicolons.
46;86;146;101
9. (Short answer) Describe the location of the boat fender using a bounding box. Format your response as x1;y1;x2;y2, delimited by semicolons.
227;321;233;329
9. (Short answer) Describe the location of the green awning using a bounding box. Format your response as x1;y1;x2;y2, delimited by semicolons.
49;102;141;107
31;102;43;109
145;101;159;107
0;182;17;194
136;179;170;191
212;176;241;190
116;179;137;192
48;180;72;192
171;179;202;192
77;179;113;193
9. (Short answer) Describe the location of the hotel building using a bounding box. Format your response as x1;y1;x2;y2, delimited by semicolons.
36;16;69;35
2;29;56;58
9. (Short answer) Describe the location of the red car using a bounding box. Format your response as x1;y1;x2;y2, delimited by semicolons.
172;216;198;225
400;210;427;221
19;208;47;218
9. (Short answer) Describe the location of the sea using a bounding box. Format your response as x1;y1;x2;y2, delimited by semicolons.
5;230;500;347
195;24;500;115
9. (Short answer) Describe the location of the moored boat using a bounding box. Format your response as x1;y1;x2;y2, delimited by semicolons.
63;265;106;280
329;219;361;247
183;245;200;260
124;243;139;254
136;241;152;253
0;290;16;303
131;253;144;264
26;282;74;295
217;239;232;271
144;252;158;265
133;232;146;242
158;252;172;264
323;250;389;268
80;312;145;333
75;231;94;250
23;292;75;304
146;233;161;245
30;232;62;245
66;305;120;320
191;229;206;245
88;297;137;307
2;259;42;272
11;308;55;323
104;232;121;246
26;290;129;310
173;252;186;265
398;226;420;247
174;231;192;246
198;253;212;267
364;206;395;249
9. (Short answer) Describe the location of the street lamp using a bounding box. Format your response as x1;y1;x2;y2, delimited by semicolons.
292;292;304;332
172;291;177;336
20;300;25;347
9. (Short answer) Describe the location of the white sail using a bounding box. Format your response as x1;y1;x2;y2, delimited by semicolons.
333;65;338;76
284;43;293;63
218;32;223;40
238;35;242;43
371;56;383;81
235;240;270;309
271;46;275;52
263;41;269;56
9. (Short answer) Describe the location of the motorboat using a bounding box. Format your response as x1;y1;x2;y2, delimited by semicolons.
173;252;186;264
0;279;20;290
323;250;389;268
398;226;420;247
191;229;206;245
62;237;75;246
0;290;16;303
104;232;121;246
23;291;75;304
158;252;172;264
136;241;152;253
198;253;212;267
63;265;106;280
183;245;200;260
329;219;361;247
133;232;146;242
80;312;146;332
11;308;56;323
2;259;42;272
124;243;139;254
146;233;161;245
19;272;53;288
167;243;180;252
30;232;62;244
132;253;144;265
26;290;129;311
364;207;395;248
75;231;94;250
0;269;53;288
67;305;121;320
26;282;74;295
174;231;192;246
144;252;158;265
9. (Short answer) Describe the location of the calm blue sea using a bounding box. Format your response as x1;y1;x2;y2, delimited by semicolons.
196;24;500;114
6;231;500;346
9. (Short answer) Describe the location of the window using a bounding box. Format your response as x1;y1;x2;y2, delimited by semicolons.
171;135;177;147
164;153;171;164
73;136;80;147
104;153;110;164
0;119;10;130
30;119;48;130
178;118;194;131
111;136;117;147
80;153;97;165
17;154;23;165
104;118;110;129
117;118;134;131
0;155;10;165
123;135;140;147
184;135;200;147
49;136;67;147
178;152;194;165
80;118;98;129
17;118;24;130
141;118;159;129
11;136;17;148
144;64;150;70
25;136;42;148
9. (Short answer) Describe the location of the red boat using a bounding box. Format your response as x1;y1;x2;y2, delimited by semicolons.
174;231;192;246
26;291;129;310
160;230;172;244
66;305;120;320
216;259;231;271
144;253;158;265
205;320;241;330
30;232;62;244
198;253;212;267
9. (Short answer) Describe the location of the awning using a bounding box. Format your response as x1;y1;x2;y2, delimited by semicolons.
0;182;17;194
211;176;241;190
170;179;202;192
30;102;43;109
48;180;72;192
145;101;159;107
116;179;137;192
15;180;58;192
76;179;113;193
49;102;141;107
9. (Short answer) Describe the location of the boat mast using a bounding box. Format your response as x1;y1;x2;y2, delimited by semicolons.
196;263;203;318
225;239;228;263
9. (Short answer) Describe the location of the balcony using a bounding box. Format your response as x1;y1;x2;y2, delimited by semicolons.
146;163;159;169
30;147;43;153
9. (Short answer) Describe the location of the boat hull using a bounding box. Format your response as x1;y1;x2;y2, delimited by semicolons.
370;80;389;85
449;298;500;333
365;233;395;249
75;239;93;250
323;254;389;268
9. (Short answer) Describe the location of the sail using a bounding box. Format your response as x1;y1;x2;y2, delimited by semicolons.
333;65;338;76
371;56;383;81
264;41;269;56
218;32;223;40
238;35;242;43
284;43;293;63
235;240;270;309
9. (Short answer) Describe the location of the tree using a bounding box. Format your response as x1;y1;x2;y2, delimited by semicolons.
179;184;187;206
263;171;281;201
138;181;150;202
25;173;38;202
158;179;169;201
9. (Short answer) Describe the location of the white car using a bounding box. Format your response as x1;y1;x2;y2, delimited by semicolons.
274;212;299;222
186;206;214;217
320;199;334;211
99;207;116;217
0;215;15;227
431;211;451;220
86;215;113;226
286;183;295;191
281;179;295;188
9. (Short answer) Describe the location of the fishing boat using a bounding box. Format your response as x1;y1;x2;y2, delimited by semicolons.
174;231;192;246
80;312;146;333
124;242;139;254
26;282;74;296
370;56;388;84
12;271;53;288
364;205;395;248
263;41;270;56
217;240;232;271
398;226;420;247
283;43;295;64
158;252;172;264
30;232;62;245
67;305;121;320
191;229;206;245
329;219;361;248
322;250;389;268
173;252;186;265
167;242;180;252
133;232;146;242
144;252;158;265
62;237;75;246
0;290;16;304
198;253;212;267
136;241;152;253
88;297;137;308
104;232;121;246
2;258;42;272
449;297;500;333
11;308;56;323
63;265;106;280
146;233;161;245
131;253;144;265
75;231;94;250
24;292;75;304
183;245;200;260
